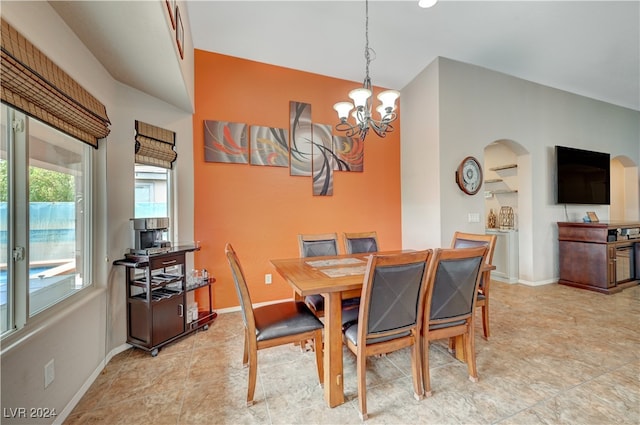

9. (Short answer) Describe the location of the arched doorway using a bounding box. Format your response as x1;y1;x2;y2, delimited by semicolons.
483;139;529;284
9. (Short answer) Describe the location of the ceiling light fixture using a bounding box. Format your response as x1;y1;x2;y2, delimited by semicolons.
333;0;399;141
418;0;438;8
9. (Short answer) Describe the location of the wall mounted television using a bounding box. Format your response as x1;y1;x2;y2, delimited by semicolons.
555;145;610;205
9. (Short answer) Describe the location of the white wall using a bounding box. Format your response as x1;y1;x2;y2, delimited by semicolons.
0;2;195;423
401;57;640;285
400;58;442;249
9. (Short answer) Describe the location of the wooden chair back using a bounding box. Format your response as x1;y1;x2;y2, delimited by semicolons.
225;243;256;333
450;231;496;267
343;231;379;254
298;232;339;257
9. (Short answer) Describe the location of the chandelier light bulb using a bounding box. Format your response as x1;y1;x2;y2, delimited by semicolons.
348;88;372;108
376;104;387;119
333;102;354;120
377;90;400;111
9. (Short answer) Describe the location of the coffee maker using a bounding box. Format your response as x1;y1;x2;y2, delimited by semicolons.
130;217;171;255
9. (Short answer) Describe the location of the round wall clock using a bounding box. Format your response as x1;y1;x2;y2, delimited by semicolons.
456;156;483;195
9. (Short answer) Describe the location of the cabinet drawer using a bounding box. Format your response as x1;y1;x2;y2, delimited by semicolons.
150;254;184;270
558;226;607;243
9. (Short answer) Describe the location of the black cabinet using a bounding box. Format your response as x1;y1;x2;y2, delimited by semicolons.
115;247;216;356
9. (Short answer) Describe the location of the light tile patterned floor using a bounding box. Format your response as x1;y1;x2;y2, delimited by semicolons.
65;281;640;424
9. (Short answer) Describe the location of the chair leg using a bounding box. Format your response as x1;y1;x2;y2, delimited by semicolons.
313;329;324;385
465;325;479;383
422;339;432;397
357;350;368;420
242;331;249;367
411;341;424;400
447;337;456;354
246;340;258;406
481;302;490;339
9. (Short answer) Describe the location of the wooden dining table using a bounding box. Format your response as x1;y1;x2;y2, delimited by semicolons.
270;251;494;408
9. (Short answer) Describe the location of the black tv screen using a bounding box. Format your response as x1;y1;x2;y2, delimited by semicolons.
556;146;610;205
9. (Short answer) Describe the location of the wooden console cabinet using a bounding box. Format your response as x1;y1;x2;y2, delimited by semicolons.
114;246;216;356
558;221;640;294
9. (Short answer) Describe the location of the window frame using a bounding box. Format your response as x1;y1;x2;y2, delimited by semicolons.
1;106;94;339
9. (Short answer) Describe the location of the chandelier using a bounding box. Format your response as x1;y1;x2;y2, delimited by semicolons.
333;0;400;141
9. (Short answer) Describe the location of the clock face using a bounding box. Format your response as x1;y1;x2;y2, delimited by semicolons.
456;156;483;195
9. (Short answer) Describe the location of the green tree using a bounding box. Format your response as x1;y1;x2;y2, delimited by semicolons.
29;167;74;202
0;161;74;202
0;160;6;202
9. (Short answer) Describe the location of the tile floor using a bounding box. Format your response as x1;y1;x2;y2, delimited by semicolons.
65;281;639;424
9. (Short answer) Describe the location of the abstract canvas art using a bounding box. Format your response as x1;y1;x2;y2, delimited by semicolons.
289;101;313;177
312;123;335;196
333;135;364;172
250;125;289;167
203;100;366;196
204;120;248;164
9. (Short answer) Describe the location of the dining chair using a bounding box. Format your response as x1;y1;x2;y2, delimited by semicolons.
297;233;356;317
342;250;432;420
298;232;340;258
422;246;488;397
450;231;496;339
224;243;324;406
343;231;379;254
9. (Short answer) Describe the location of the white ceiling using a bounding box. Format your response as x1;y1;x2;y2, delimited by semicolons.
53;1;640;112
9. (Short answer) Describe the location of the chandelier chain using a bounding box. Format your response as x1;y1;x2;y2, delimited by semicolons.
364;0;371;83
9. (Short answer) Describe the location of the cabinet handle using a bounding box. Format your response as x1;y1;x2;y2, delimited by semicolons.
162;260;177;266
178;304;184;317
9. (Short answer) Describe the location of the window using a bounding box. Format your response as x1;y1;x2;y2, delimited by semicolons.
134;164;170;219
1;105;92;336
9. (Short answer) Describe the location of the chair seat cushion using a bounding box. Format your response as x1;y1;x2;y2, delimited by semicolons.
305;295;361;313
341;306;360;331
305;294;324;312
254;301;324;342
343;322;411;346
429;319;466;330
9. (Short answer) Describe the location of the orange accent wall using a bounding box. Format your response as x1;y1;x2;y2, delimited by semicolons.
193;50;401;309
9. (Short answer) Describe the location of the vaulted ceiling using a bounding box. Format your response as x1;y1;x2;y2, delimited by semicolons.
53;1;640;112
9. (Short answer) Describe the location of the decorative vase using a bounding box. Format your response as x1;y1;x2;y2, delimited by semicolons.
499;206;515;229
487;209;497;229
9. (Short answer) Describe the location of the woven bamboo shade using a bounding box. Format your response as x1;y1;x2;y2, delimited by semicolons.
0;19;110;148
135;120;177;169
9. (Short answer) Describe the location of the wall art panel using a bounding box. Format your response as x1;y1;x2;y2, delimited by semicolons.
333;135;364;172
289;101;313;176
204;120;248;164
250;125;289;167
312;123;335;196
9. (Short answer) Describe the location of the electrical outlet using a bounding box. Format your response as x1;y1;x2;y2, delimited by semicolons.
265;274;272;284
44;359;55;388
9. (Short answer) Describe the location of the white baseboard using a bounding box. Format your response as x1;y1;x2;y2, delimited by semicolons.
53;343;131;425
215;297;292;315
517;278;557;287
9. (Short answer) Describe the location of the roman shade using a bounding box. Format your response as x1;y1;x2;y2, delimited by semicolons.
0;19;110;148
135;120;177;169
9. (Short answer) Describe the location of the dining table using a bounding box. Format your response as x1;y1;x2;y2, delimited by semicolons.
270;250;494;408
